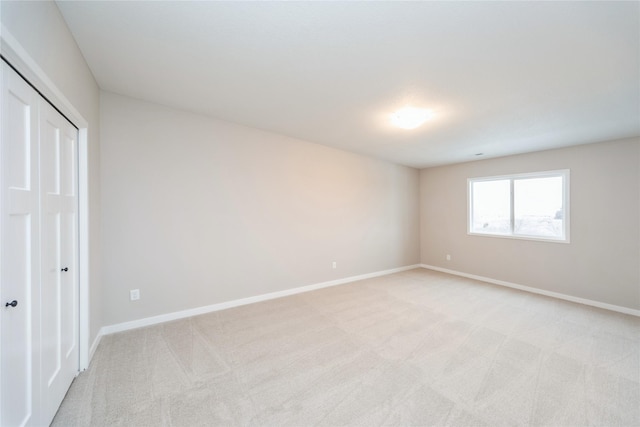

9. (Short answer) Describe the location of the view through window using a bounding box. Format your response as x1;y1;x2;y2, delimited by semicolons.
468;170;569;242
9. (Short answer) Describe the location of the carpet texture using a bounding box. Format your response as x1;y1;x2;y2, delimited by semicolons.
52;268;640;426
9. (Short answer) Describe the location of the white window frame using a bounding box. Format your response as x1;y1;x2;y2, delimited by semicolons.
468;169;570;243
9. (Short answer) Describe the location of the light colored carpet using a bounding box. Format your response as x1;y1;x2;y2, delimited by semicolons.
53;268;640;426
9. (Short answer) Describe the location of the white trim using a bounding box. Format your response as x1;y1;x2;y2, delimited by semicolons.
1;26;93;370
88;332;102;364
100;264;421;336
77;128;90;370
420;264;640;317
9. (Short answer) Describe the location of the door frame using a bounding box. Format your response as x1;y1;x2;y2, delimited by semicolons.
1;25;92;371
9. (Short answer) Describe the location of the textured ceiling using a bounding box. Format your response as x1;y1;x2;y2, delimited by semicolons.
57;1;640;168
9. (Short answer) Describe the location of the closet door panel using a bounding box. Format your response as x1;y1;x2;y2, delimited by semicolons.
39;100;79;424
1;63;41;427
40;111;62;395
59;124;78;370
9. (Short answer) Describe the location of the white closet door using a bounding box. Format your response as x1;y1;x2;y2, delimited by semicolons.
1;61;79;427
39;99;79;424
1;62;42;426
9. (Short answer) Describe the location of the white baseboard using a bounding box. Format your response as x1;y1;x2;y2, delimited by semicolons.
421;264;640;317
99;264;422;337
88;333;102;365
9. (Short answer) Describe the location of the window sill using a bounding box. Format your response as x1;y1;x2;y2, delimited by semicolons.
467;231;570;244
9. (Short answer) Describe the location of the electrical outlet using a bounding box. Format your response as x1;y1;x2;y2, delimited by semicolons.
332;261;337;269
130;289;140;301
446;254;451;261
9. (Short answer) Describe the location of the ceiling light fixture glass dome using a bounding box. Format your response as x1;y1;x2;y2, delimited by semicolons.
391;106;431;130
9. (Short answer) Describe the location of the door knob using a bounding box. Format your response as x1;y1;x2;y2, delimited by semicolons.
5;300;18;308
61;267;68;272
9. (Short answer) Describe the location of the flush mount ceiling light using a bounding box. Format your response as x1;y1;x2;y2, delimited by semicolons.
390;106;432;130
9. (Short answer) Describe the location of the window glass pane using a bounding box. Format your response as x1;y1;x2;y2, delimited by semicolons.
514;176;563;238
471;179;510;234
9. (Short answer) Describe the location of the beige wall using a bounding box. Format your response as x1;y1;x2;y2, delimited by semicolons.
100;92;420;325
420;138;640;310
1;1;103;347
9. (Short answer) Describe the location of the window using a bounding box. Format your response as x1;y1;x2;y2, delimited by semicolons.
468;170;569;242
